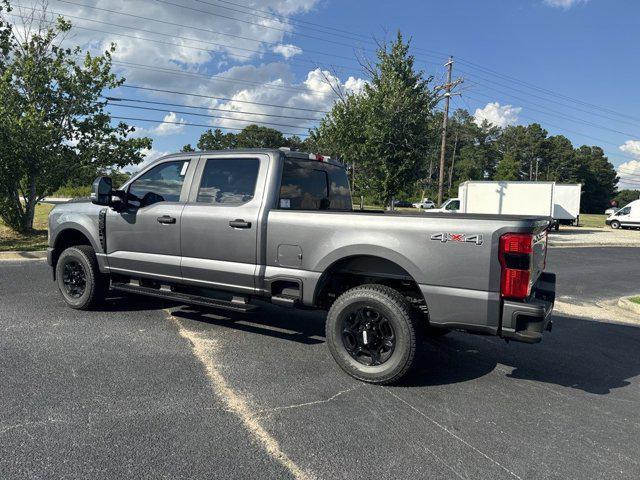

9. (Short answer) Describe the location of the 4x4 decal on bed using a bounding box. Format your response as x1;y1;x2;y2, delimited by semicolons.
430;232;484;246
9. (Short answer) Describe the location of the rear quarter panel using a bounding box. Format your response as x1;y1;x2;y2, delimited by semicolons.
266;211;545;291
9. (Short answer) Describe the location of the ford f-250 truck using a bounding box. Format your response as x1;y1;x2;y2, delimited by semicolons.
47;149;556;384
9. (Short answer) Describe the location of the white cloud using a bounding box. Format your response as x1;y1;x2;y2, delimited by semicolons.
152;112;187;136
618;141;640;190
473;102;521;128
272;44;303;59
123;148;171;173
344;76;367;95
130;112;187;138
16;0;321;70
543;0;588;9
617;160;640;191
620;140;640;158
199;68;365;133
8;1;370;142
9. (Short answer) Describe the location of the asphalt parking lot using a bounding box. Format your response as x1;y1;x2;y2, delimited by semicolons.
1;247;640;479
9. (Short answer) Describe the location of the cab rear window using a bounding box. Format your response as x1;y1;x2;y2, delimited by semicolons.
279;159;351;211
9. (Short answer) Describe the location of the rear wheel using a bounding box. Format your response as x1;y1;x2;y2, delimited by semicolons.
56;245;108;310
326;284;420;384
610;220;621;229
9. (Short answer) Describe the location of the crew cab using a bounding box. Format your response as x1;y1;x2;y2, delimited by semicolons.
48;149;556;384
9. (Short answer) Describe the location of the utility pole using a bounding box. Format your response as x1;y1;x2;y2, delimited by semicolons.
437;57;463;207
448;131;459;191
535;158;540;181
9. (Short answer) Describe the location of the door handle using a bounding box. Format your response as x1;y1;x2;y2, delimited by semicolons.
157;215;177;224
229;219;252;229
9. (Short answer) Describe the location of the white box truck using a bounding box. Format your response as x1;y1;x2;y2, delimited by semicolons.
552;184;582;226
458;181;582;229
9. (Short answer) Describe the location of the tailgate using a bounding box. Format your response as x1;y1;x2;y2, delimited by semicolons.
530;229;548;286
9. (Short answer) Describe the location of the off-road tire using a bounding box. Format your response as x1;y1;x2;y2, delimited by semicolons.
326;284;421;385
56;245;109;310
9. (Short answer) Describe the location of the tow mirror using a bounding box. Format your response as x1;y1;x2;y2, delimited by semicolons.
91;176;113;206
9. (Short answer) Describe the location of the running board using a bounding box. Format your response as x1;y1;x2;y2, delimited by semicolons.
111;282;258;313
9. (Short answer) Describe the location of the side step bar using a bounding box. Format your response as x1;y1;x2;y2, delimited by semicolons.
111;282;258;313
270;295;299;308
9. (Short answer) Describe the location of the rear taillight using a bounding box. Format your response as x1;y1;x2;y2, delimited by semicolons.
499;233;534;300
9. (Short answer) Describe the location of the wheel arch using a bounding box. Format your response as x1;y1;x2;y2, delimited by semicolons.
312;253;426;310
51;225;98;275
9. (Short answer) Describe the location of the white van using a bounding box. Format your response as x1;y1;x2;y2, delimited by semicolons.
605;200;640;229
430;198;460;213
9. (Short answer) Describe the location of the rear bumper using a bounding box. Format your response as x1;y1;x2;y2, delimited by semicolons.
501;272;556;344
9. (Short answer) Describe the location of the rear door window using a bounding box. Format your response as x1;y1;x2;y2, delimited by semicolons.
279;160;329;210
197;158;260;205
279;159;351;211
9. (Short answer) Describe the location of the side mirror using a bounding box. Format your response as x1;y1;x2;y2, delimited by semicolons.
91;176;113;206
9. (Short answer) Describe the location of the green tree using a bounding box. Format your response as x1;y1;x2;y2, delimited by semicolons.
542;135;576;181
196;128;237;150
497;124;547;180
614;189;640;206
313;32;436;204
574;146;618;213
235;124;286;149
494;154;522;181
0;3;150;232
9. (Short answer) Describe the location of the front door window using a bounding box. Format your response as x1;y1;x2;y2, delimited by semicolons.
128;160;190;207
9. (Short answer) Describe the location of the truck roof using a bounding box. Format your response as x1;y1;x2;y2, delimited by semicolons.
156;148;346;168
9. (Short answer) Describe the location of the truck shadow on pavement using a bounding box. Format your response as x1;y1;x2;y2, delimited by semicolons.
406;313;640;395
96;293;180;312
160;301;640;396
171;303;326;345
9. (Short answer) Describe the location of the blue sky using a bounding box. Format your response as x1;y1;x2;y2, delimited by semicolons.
16;0;639;188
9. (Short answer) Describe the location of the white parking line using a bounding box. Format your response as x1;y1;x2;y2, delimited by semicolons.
167;310;315;480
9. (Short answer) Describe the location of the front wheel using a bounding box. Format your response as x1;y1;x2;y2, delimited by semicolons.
56;245;108;310
326;284;421;385
610;220;621;229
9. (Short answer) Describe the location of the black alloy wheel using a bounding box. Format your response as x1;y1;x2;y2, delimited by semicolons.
62;260;87;298
341;305;396;366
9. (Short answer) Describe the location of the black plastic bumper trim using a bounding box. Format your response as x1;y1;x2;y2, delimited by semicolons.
501;272;556;344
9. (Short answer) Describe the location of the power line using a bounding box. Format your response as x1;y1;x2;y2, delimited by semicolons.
456;58;640;124
53;0;361;63
459;69;640;129
108;59;330;96
119;85;331;113
195;0;370;41
33;1;640;129
153;0;370;52
10;7;361;74
112;115;311;137
12;1;639;162
462;92;639;161
104;95;319;121
464;80;640;138
107;101;312;130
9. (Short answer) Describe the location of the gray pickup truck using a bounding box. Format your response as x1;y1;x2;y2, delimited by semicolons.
48;149;555;384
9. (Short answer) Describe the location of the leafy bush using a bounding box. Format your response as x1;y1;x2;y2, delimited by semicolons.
52;185;91;198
